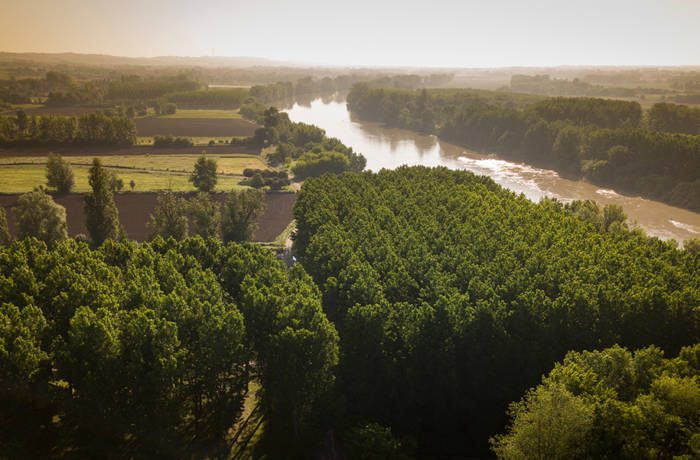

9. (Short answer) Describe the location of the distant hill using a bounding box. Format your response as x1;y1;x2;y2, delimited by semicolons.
0;52;290;68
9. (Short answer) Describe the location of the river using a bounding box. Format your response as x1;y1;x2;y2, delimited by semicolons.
285;96;700;243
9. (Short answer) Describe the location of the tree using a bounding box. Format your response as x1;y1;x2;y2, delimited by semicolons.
492;345;700;459
0;206;11;246
45;152;75;193
189;154;218;192
147;192;189;240
129;179;136;191
249;173;265;188
602;204;627;231
15;109;27;133
490;384;593;460
13;188;67;245
110;174;124;192
84;158;121;246
221;189;265;242
188;192;220;238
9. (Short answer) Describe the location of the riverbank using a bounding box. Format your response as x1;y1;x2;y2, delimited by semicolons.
285;98;700;242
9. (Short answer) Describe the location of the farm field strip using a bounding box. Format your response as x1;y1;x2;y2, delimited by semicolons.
0;164;246;193
134;117;258;137
136;136;248;146
154;109;243;119
0;153;268;175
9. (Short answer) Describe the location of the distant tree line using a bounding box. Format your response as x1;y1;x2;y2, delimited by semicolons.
510;74;661;98
105;74;199;100
347;85;700;212
161;88;248;109
0;110;135;146
0;71;76;104
248;74;453;105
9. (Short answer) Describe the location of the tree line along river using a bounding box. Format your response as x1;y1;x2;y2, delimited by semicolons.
285;95;700;243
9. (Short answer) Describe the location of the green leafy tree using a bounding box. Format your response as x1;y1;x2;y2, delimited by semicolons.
13;188;67;245
147;192;189;240
602;204;627;231
189;154;218;192
492;345;700;459
221;189;265;242
490;384;593;460
188;192;220;238
45;153;75;193
84;158;121;246
0;206;10;246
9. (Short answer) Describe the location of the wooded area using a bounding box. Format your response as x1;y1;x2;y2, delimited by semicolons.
347;86;700;211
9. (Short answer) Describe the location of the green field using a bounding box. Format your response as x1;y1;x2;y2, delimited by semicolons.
0;153;270;193
0;164;247;193
0;153;267;175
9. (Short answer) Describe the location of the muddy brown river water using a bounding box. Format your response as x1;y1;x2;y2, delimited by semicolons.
285;96;700;243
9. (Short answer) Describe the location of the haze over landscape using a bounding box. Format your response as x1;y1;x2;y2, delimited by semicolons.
2;0;700;66
0;1;699;459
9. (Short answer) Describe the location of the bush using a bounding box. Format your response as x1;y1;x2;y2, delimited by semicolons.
291;151;351;179
153;135;194;148
46;152;75;193
189;154;218;192
13;188;68;246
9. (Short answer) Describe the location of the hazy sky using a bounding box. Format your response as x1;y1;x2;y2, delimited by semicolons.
1;0;699;67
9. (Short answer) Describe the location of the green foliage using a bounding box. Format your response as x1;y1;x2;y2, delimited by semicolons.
0;207;10;246
189;154;217;192
188;192;220;238
162;102;177;115
246;172;265;188
84;158;121;246
221;189;266;243
563;200;627;232
163;87;248;109
147;192;189;240
105;74;199;100
0;237;337;456
153;134;193;148
531;97;642;128
291;151;351;179
13;188;67;246
0;111;135;147
491;384;593;460
294;166;700;456
347;85;700;212
251;106;366;173
45;153;74;193
648;102;700;135
493;344;700;459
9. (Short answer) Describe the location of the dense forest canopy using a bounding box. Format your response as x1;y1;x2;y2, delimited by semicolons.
347;85;700;212
293;166;699;457
0;237;338;458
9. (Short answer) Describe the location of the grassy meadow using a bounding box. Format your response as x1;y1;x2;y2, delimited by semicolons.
0;153;269;193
